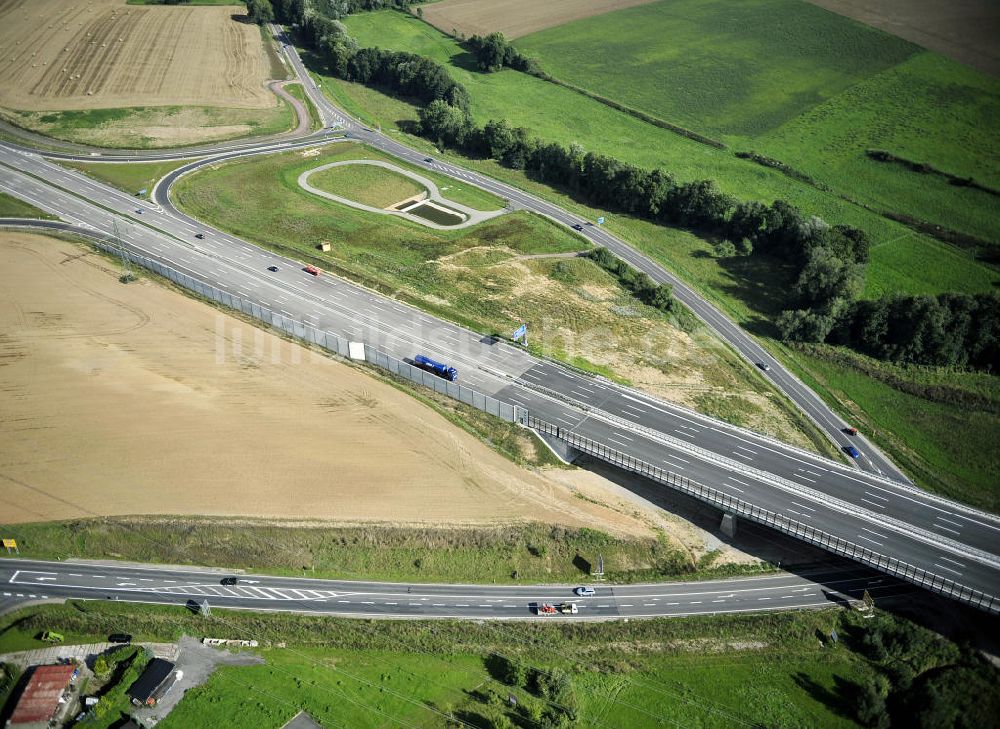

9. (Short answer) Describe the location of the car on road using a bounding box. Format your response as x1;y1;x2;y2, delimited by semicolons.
134;208;143;214
267;265;279;272
108;633;132;644
304;265;320;276
844;445;861;459
194;233;205;239
220;577;241;586
756;362;771;372
843;427;858;436
424;157;434;163
571;224;584;231
574;586;596;597
559;602;578;614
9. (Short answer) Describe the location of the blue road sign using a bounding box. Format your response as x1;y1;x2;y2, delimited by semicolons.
512;324;527;341
597;216;605;225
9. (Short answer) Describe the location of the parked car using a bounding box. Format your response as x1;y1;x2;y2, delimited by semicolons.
108;633;133;644
304;265;320;276
574;586;596;597
267;265;279;272
844;445;861;459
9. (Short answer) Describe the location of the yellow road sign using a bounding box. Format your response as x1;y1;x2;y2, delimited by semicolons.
2;539;16;549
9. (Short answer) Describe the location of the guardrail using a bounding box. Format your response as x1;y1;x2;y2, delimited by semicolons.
522;415;998;615
44;223;997;616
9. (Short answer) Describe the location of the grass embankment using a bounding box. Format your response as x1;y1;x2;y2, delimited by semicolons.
60;159;193;198
777;345;1000;513
0;192;55;219
309;162;427;208
174;142;828;448
3;601;993;728
0;519;708;585
0;101;296;150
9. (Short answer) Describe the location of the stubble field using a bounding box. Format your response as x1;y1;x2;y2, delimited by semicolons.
0;0;291;146
420;0;658;40
0;231;661;536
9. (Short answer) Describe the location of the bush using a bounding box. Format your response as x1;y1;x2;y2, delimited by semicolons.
713;240;736;258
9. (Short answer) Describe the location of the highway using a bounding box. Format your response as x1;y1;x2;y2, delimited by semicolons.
0;559;912;621
0;32;998;612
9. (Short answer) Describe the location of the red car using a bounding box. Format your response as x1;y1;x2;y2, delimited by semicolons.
304;265;320;276
843;427;858;436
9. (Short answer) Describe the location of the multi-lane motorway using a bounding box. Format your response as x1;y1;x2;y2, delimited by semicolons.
1;29;998;613
0;559;911;621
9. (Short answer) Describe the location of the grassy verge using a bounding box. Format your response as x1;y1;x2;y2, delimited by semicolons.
0;192;55;219
0;100;295;150
173;141;827;449
0;519;702;585
3;600;991;728
308;161;427;207
775;344;1000;513
282;82;320;131
59;159;193;198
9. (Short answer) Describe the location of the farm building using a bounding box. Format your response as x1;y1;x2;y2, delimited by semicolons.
128;658;179;707
6;663;77;728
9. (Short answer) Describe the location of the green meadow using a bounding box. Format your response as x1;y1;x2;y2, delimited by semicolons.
513;0;1000;245
0;600;928;729
342;10;999;297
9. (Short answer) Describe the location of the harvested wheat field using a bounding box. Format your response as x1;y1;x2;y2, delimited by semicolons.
0;0;275;112
420;0;658;40
0;232;672;539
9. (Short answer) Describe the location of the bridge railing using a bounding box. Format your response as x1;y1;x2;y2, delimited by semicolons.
523;415;998;615
69;228;997;616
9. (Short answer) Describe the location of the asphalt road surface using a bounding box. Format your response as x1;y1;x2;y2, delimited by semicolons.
0;33;998;610
0;559;912;621
1;159;997;610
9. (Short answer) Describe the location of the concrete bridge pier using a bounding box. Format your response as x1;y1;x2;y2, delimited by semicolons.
534;429;583;465
720;513;737;538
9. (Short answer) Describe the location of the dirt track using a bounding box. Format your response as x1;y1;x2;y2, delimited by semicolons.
0;0;276;111
420;0;658;40
0;232;667;537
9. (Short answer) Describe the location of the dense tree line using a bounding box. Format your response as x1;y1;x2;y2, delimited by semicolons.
466;32;535;73
830;293;999;370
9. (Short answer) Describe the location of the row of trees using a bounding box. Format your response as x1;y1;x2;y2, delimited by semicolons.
466;32;534;73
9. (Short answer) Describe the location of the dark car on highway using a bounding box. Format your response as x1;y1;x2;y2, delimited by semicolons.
195;233;205;239
267;265;279;272
108;633;132;644
844;445;861;459
221;577;240;586
571;224;584;231
756;362;771;372
843;427;858;436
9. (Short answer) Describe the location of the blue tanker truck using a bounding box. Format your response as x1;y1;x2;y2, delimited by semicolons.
413;354;459;381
